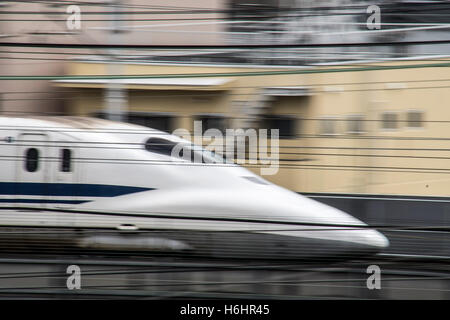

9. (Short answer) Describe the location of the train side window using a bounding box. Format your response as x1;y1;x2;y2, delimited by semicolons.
406;110;423;128
60;149;72;172
25;148;39;172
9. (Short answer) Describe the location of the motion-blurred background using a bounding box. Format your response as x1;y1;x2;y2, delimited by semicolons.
1;0;450;299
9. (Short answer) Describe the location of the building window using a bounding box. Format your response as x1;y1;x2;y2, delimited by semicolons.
263;115;297;139
406;110;423;128
196;115;228;136
320;117;337;136
25;148;39;172
347;115;365;134
60;149;72;172
381;112;398;130
95;112;174;133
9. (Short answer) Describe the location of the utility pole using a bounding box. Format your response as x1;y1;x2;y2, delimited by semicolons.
104;0;126;122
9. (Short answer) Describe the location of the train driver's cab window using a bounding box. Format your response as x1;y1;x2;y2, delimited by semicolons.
145;138;179;157
60;149;72;172
144;137;228;164
25;148;39;172
381;112;398;130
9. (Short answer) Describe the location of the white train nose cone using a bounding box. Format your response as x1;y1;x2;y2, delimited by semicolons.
364;229;390;249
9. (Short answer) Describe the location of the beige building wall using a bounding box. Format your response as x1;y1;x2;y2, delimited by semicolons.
56;58;450;197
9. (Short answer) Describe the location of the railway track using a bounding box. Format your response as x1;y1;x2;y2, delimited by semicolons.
0;252;448;299
0;224;447;299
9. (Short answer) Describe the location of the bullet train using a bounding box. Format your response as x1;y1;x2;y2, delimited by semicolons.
0;116;389;260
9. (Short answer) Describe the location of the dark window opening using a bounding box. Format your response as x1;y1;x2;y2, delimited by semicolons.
25;148;39;172
263;115;297;139
144;138;227;164
128;113;173;133
196;115;227;135
407;111;423;128
61;149;72;172
381;112;398;130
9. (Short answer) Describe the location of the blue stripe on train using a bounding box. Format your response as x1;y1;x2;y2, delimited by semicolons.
0;182;153;197
0;199;90;204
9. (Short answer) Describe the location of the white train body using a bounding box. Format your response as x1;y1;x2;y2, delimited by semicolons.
0;116;388;260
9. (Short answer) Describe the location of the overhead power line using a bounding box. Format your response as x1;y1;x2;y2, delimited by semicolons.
3;39;450;50
3;3;450;15
2;61;450;80
2;3;450;17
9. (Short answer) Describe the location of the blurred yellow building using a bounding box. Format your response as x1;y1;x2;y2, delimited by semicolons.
54;57;450;197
